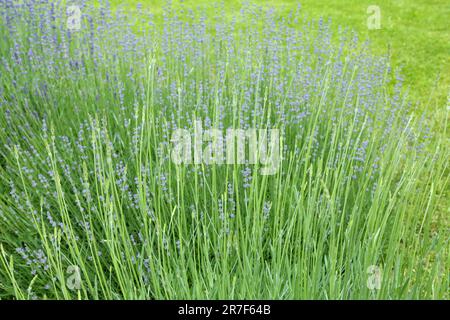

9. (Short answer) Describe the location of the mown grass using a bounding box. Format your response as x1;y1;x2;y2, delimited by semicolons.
0;0;448;300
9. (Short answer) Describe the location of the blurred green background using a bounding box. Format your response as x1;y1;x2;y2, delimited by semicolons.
110;0;450;110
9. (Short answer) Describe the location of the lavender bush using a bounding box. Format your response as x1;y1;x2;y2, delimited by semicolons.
0;1;448;299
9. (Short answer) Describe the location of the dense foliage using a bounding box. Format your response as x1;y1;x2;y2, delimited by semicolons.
0;1;448;299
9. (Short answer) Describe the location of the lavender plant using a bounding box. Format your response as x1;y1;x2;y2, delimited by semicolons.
0;1;448;299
